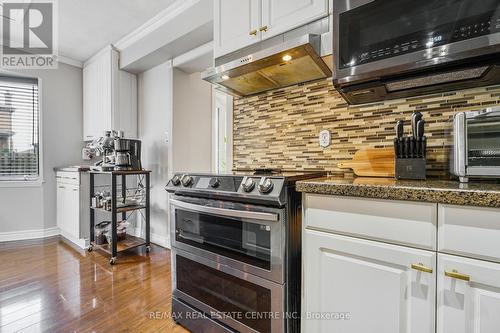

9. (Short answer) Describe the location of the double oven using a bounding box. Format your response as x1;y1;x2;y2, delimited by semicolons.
166;172;314;333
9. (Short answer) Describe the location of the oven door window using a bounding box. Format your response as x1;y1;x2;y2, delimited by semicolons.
338;0;500;69
175;208;272;270
177;255;272;333
467;116;500;167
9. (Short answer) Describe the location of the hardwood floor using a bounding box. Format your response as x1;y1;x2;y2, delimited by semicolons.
0;237;189;333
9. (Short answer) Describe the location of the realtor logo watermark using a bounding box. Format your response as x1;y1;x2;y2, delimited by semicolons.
1;0;58;69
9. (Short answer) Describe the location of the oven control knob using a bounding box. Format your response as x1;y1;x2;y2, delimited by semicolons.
181;174;193;187
209;177;221;188
242;177;255;192
258;177;274;194
171;175;181;186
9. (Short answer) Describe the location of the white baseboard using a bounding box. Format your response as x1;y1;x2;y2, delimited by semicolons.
132;227;170;248
59;229;89;250
0;226;60;242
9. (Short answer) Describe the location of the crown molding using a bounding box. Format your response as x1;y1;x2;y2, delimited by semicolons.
58;55;83;68
83;44;118;67
114;0;200;51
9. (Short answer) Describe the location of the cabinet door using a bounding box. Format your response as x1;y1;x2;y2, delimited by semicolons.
214;0;261;57
57;184;80;239
437;254;500;333
56;184;65;232
303;229;436;333
83;50;113;140
261;0;328;40
114;70;137;138
83;61;98;140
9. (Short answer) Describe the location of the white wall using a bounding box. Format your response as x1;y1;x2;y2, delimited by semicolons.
0;63;83;237
137;62;213;248
137;61;173;247
172;68;212;172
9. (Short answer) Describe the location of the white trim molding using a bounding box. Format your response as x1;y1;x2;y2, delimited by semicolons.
58;55;84;68
0;227;59;242
114;0;201;50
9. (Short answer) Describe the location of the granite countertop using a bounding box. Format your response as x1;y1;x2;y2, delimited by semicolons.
296;177;500;208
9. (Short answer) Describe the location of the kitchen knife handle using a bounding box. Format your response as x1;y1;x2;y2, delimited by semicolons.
396;120;404;139
422;137;427;158
417;119;425;138
411;112;423;139
405;137;411;158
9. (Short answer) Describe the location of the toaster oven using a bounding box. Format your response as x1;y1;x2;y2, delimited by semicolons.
451;107;500;182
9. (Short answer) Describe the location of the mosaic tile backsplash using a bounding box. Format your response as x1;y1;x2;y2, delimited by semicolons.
233;78;500;177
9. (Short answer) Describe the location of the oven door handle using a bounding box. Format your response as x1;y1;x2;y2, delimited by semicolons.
169;199;279;222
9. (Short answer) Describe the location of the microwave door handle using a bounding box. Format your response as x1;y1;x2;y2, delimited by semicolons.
169;199;279;222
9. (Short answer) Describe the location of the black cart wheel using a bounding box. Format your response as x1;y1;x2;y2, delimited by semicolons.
110;257;117;265
87;245;93;252
146;246;151;253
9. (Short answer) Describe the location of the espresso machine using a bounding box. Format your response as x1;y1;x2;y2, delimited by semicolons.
88;131;142;171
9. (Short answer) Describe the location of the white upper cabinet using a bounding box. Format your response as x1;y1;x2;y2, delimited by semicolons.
214;0;261;58
214;0;329;58
303;230;436;333
437;254;500;333
83;46;137;140
261;0;328;40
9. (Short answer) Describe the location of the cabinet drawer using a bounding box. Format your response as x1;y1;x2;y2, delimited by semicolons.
56;171;80;185
304;194;437;250
438;204;500;262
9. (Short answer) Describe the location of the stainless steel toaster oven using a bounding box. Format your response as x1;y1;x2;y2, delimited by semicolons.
451;107;500;182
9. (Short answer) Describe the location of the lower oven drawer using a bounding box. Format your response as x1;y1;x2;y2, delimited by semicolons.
172;247;285;333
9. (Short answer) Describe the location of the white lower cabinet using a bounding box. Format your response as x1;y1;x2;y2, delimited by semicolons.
57;183;80;240
56;172;90;249
437;253;500;333
303;229;436;333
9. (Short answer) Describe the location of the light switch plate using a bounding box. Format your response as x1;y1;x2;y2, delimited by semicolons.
319;130;331;148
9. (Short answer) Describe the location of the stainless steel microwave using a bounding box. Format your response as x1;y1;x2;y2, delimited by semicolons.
451;107;500;182
332;0;500;104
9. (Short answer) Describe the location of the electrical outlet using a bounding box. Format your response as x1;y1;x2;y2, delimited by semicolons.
319;130;331;148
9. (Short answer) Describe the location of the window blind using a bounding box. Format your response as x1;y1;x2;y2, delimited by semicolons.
0;76;39;180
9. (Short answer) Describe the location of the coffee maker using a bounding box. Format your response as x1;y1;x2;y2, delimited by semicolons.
129;140;142;170
114;137;142;171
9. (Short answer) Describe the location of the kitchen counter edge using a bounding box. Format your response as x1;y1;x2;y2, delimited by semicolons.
296;177;500;208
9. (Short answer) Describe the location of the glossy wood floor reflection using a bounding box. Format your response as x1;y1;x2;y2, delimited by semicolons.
0;237;190;333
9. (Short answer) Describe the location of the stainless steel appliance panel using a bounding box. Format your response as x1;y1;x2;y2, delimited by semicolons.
170;196;286;284
451;107;500;182
172;247;285;333
333;0;500;83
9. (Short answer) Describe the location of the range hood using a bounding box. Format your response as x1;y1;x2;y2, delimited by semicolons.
201;34;331;97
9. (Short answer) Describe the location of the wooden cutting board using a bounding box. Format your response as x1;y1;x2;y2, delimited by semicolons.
337;148;395;177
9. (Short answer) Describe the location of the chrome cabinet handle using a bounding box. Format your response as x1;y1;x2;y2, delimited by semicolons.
445;269;470;282
170;199;278;222
411;263;433;274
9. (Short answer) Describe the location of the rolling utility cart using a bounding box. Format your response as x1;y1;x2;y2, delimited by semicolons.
87;170;151;265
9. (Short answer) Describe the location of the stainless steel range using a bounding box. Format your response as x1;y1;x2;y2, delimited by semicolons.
165;169;325;333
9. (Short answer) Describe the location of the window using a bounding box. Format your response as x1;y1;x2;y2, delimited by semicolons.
212;89;232;173
0;76;39;181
